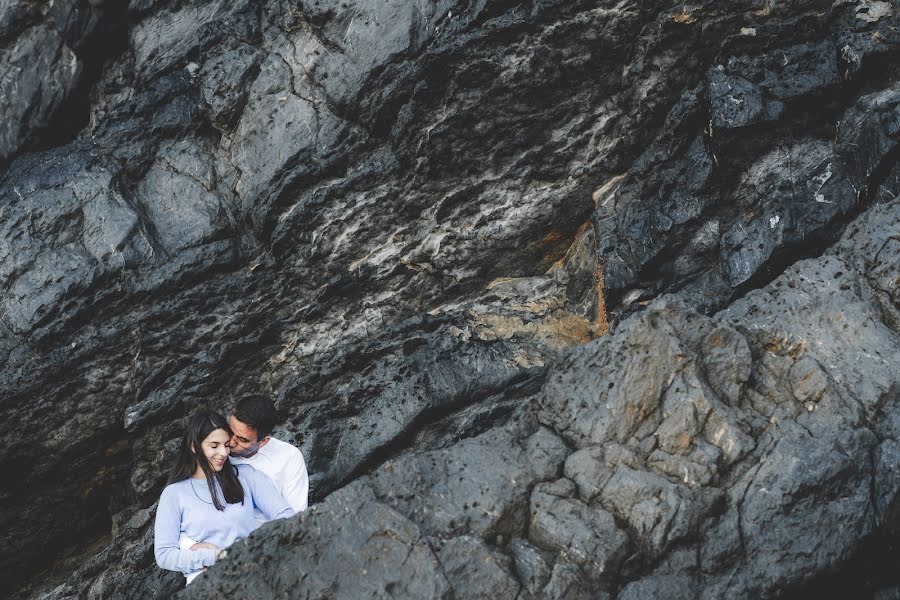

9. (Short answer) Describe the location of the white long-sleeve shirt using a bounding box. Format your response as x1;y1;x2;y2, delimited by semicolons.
230;436;309;514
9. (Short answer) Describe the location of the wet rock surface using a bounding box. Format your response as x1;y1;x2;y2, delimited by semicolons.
0;0;897;598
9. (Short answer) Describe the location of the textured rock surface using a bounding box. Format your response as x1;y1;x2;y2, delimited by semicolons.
180;196;900;599
0;0;897;598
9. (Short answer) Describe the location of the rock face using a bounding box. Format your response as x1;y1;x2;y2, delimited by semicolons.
0;0;898;598
178;199;900;600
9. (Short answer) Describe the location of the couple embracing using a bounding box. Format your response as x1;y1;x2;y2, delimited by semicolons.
153;396;308;584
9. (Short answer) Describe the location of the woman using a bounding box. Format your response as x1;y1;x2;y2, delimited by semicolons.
154;410;294;584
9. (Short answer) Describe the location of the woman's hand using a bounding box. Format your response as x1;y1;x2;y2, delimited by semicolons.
189;542;219;552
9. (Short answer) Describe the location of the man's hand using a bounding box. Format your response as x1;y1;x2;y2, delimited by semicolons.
190;542;219;551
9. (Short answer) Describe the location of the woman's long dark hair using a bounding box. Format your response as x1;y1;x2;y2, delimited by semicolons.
166;410;244;511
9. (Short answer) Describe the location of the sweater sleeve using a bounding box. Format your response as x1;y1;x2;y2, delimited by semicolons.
280;446;309;512
154;485;217;574
242;465;295;521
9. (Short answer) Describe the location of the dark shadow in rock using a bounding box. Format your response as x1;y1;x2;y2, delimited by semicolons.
784;529;900;600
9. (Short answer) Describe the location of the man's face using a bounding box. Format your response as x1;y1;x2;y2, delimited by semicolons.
229;414;265;458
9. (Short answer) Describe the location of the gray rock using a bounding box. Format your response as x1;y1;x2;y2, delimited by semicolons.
617;548;698;600
0;0;92;162
231;56;352;216
563;446;610;503
528;480;628;582
132;139;233;255
368;422;567;539
509;537;551;596
185;480;451;599
873;586;900;600
837;83;900;189
0;149;150;334
435;535;520;600
1;0;899;597
708;67;784;129
281;0;432;108
129;0;259;83
199;42;264;128
541;561;598;600
720;140;857;287
599;464;719;558
721;40;840;102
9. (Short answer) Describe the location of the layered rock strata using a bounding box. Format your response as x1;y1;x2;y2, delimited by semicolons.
0;0;897;597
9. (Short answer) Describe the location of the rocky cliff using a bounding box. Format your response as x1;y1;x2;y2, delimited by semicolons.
1;0;898;598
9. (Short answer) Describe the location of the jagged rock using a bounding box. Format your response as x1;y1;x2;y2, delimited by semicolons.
0;0;108;161
164;201;900;599
133;139;235;255
508;537;552;597
0;23;81;160
719;139;857;287
594;6;900;313
434;535;520;599
198;42;264;128
187;480;452;599
129;0;260;84
37;505;182;600
365;422;568;539
541;561;599;600
528;479;628;583
617;548;698;600
1;0;898;597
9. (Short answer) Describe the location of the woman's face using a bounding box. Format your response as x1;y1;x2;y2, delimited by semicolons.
199;428;231;472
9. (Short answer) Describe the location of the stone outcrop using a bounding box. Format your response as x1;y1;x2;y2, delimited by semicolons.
0;0;897;598
177;199;900;600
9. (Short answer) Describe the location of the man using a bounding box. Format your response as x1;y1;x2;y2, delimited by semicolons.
226;395;308;514
180;396;308;556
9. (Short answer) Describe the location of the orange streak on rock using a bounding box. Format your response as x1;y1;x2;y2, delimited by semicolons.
595;259;609;337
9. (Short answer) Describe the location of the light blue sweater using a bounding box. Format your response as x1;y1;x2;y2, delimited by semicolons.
154;463;294;575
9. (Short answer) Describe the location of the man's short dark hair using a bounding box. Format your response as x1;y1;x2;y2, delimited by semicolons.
232;395;278;439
